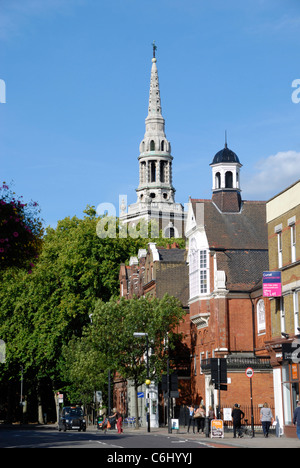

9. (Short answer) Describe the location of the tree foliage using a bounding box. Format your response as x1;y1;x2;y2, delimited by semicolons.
62;295;185;417
0;206;186;421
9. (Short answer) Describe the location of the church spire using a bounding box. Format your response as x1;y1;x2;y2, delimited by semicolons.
120;44;186;239
137;45;175;205
147;43;163;120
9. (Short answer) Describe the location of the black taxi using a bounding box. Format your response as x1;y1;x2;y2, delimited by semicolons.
58;406;87;432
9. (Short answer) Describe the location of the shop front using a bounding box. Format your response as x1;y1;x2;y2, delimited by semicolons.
266;339;299;438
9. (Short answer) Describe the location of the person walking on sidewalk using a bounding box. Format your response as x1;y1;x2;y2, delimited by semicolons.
232;404;245;438
293;401;300;440
194;405;206;435
187;404;195;434
260;403;274;438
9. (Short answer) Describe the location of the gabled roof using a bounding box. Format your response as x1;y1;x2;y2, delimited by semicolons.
190;199;268;250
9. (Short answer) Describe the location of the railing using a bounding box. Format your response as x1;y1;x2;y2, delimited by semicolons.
219;405;275;430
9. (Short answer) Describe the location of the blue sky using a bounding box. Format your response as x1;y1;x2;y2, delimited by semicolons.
1;0;300;227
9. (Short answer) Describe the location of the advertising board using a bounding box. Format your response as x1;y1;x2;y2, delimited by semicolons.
263;271;282;297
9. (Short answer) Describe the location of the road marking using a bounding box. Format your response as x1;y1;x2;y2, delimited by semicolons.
96;441;123;448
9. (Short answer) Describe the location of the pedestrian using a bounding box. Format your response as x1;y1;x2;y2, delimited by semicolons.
260;403;274;438
293;401;300;440
194;404;206;435
232;404;245;438
187;404;195;434
110;408;123;434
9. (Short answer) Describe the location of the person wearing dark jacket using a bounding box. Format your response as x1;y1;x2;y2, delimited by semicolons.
232;404;245;438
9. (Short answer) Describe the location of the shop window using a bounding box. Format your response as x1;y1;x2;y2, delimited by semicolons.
282;364;300;426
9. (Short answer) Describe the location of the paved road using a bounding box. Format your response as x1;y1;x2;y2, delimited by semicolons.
0;426;211;449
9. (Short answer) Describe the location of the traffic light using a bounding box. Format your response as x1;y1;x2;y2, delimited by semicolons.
210;358;227;388
162;373;179;397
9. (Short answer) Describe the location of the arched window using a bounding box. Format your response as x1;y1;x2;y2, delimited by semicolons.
150;161;156;182
150;140;155;151
225;171;233;188
257;299;266;334
165;227;175;238
215;172;221;189
161;140;165;151
160;161;166;183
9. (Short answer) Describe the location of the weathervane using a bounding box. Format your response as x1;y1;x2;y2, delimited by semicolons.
152;40;157;58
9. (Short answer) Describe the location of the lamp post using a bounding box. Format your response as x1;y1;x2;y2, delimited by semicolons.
133;332;150;433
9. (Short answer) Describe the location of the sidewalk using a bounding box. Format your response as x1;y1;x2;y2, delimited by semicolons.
121;424;300;448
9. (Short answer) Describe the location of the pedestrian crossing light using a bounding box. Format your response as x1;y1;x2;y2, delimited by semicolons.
145;379;151;386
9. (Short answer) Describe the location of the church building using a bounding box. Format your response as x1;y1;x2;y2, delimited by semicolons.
185;142;274;414
120;44;186;238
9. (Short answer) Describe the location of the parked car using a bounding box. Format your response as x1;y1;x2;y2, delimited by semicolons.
58;406;86;432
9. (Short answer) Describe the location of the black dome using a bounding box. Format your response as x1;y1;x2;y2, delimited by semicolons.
211;145;240;165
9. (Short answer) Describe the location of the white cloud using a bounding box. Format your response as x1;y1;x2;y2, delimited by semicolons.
243;150;300;200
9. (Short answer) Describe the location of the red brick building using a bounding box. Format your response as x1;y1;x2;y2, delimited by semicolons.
118;243;192;425
185;143;274;417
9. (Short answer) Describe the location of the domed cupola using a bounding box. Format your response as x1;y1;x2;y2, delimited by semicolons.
211;144;241;165
210;137;243;213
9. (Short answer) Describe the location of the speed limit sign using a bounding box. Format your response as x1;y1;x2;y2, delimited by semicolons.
245;367;254;379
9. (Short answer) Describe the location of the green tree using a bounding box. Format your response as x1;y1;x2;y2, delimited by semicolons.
86;294;185;427
0;208;185;422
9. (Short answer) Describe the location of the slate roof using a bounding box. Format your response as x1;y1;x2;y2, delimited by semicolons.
191;198;268;292
191;199;268;250
216;249;269;291
156;248;186;263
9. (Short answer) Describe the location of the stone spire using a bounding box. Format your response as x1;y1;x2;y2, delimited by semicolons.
137;45;175;205
120;44;186;240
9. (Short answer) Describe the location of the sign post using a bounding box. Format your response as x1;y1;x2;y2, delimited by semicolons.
245;368;255;438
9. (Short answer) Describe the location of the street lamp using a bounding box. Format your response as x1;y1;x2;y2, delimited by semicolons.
133;332;150;433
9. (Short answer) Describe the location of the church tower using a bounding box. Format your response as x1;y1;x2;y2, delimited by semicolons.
137;43;175;205
121;44;186;238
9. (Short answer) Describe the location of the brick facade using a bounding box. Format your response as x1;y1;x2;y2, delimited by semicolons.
186;191;274;415
265;180;300;437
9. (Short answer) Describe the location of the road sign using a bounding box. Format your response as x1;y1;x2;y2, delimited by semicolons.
245;367;254;379
137;392;144;398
